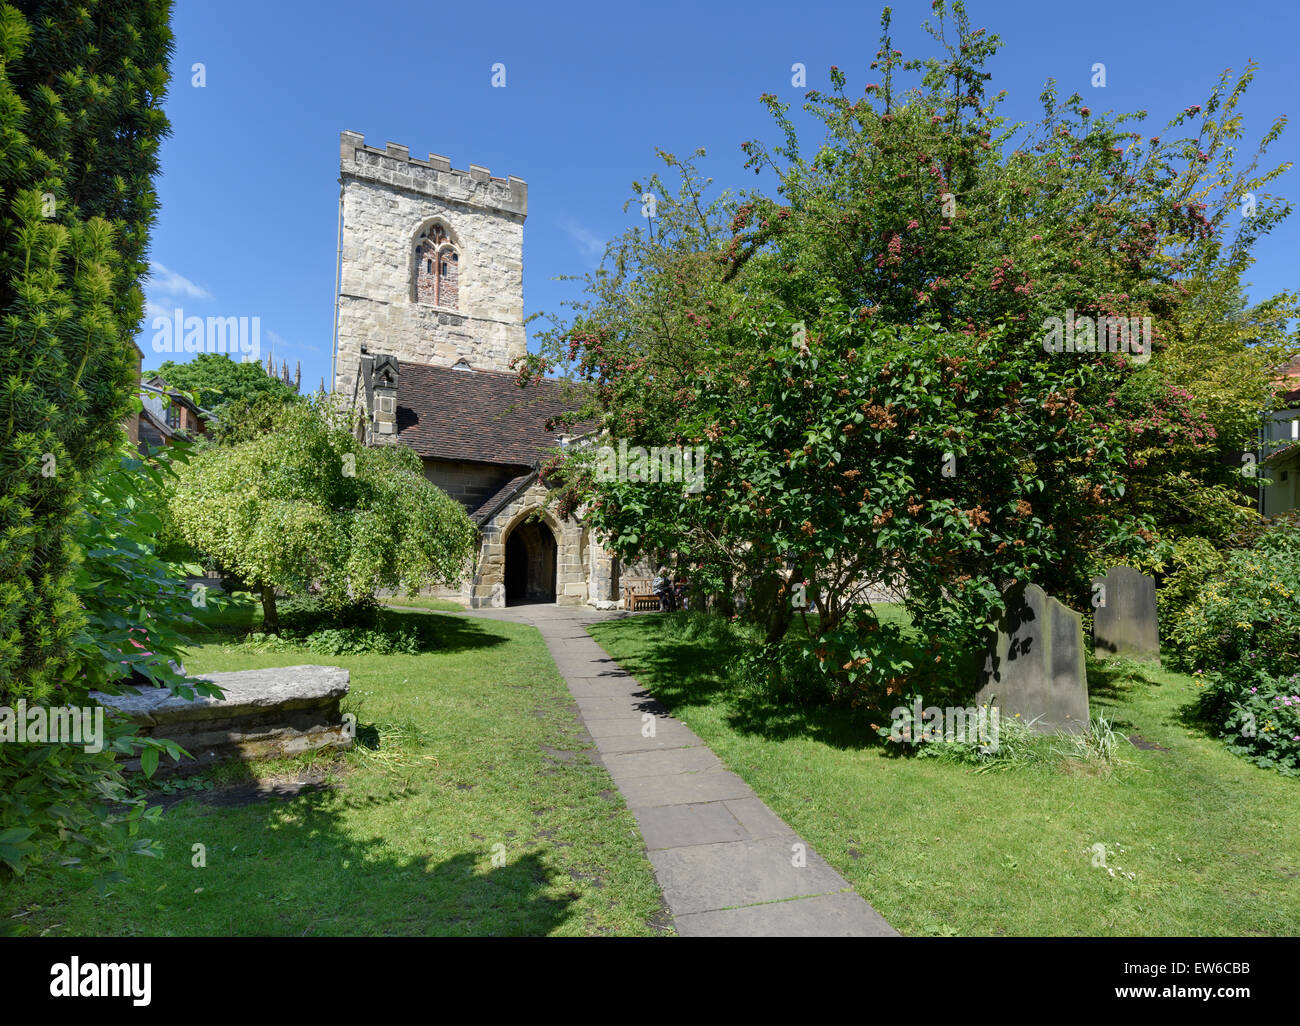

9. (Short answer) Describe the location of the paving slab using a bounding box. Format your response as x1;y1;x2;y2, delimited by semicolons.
589;732;706;755
603;746;724;779
566;683;651;700
580;715;697;740
461;603;897;937
573;695;671;718
648;836;847;915
633;802;749;850
618;769;756;809
723;796;798;840
674;892;897;937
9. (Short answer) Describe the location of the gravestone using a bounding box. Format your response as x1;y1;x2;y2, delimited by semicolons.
1091;565;1160;664
975;582;1090;734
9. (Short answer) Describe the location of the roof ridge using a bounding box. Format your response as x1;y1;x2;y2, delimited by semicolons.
395;359;581;388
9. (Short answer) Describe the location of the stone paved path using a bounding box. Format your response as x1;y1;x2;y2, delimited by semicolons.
462;603;898;938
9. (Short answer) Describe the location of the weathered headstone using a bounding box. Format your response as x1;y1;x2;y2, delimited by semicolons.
1091;565;1160;664
975;583;1090;734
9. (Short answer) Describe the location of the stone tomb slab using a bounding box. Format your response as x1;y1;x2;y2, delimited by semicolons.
1092;565;1160;664
94;664;352;774
975;583;1089;734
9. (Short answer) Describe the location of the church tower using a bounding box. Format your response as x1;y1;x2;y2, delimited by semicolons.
332;131;528;395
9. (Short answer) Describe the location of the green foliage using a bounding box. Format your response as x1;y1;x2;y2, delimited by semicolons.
0;0;172;705
1166;516;1300;676
149;352;302;416
1168;515;1300;775
884;710;1050;771
2;441;200;885
575;308;1142;715
526;2;1292;711
167;394;477;629
244;626;420;657
0;0;177;889
207;390;301;447
0;730;167;883
1197;669;1300;777
238;594;424;655
1132;533;1227;633
69;439;223;698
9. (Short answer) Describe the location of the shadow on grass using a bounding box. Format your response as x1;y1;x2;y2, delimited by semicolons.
1171;690;1221;740
189;605;509;656
241;786;580;935
91;750;582;936
1084;655;1159;704
592;613;896;752
388;609;510;654
1084;654;1219;739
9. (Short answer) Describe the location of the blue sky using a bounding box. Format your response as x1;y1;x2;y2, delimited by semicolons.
143;0;1300;390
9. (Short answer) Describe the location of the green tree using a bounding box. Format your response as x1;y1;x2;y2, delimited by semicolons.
0;0;172;705
0;440;214;882
168;396;477;631
149;352;302;415
527;1;1293;703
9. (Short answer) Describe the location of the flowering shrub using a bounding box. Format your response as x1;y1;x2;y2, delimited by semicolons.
1171;516;1300;775
1197;669;1300;777
1166;518;1300;677
522;2;1293;714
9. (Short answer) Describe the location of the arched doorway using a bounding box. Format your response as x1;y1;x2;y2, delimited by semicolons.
503;517;557;605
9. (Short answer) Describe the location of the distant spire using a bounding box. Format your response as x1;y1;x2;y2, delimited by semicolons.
294;361;301;391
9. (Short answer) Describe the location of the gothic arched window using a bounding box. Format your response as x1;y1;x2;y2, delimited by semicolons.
414;223;459;308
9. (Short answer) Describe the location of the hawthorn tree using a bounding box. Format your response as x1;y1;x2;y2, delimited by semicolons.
525;1;1295;705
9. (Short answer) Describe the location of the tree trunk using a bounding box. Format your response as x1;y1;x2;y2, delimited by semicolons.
713;571;736;617
260;583;280;635
749;571;794;646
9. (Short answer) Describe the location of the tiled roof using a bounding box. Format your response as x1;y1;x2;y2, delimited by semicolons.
394;362;591;466
1264;440;1300;465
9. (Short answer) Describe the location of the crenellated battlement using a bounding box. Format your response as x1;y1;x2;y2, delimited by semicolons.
339;130;527;217
333;128;528;394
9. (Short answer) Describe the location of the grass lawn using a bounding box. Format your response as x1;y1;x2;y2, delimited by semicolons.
380;595;467;613
588;609;1300;937
2;607;668;937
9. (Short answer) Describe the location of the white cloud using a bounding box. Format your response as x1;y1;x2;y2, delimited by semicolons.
146;261;213;301
144;298;174;323
559;219;605;260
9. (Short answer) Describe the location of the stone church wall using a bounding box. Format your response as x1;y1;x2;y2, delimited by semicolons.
422;459;519;515
334;132;527;395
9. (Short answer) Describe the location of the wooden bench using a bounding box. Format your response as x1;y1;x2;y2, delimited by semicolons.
623;580;660;611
